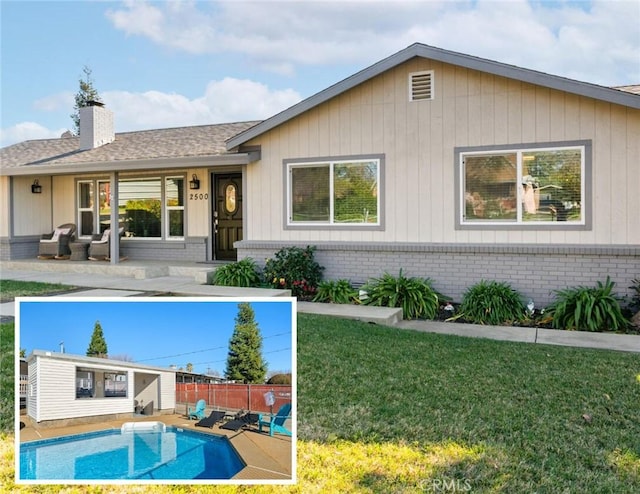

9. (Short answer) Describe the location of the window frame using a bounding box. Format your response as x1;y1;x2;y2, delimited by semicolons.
284;154;385;230
76;174;186;240
454;140;592;231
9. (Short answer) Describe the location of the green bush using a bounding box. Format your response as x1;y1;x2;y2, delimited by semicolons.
263;246;324;300
313;279;358;304
459;280;525;325
362;270;440;320
213;258;262;287
546;277;629;332
267;373;292;385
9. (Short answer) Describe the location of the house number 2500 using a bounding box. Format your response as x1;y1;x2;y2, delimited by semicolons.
189;193;208;200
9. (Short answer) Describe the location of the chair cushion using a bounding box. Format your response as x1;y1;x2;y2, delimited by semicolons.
50;227;70;241
92;229;111;244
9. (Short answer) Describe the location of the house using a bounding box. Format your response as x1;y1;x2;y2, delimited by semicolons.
25;350;176;426
1;43;638;304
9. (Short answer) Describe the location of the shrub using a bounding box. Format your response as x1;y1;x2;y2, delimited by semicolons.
263;246;324;300
626;278;640;313
459;280;525;325
546;277;629;332
362;270;440;320
267;373;292;385
213;258;262;287
313;279;358;304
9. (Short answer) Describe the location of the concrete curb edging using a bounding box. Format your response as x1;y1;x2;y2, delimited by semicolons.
298;302;640;353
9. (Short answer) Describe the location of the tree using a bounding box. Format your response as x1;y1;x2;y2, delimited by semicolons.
186;363;194;373
86;320;108;358
224;303;267;383
71;65;102;135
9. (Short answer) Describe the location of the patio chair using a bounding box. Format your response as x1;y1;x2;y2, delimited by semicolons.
38;223;76;258
219;411;260;431
88;227;124;260
195;410;226;428
258;403;292;437
188;399;206;420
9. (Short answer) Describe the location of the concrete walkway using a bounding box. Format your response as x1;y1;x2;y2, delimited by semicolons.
2;262;638;353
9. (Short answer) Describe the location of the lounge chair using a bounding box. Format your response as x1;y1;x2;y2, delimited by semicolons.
88;227;124;260
219;411;259;431
258;403;292;437
195;410;226;428
188;399;206;420
38;223;76;258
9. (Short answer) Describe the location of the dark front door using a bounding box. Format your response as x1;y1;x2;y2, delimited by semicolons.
213;173;243;260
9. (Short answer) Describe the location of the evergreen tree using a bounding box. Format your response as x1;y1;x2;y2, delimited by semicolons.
71;65;102;135
225;303;267;383
86;320;108;358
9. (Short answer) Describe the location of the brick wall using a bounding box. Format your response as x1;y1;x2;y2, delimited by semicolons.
237;241;640;306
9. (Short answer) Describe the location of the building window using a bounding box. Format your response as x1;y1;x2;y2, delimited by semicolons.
77;175;185;240
104;372;127;398
76;369;94;398
165;176;185;239
286;156;382;228
457;141;590;228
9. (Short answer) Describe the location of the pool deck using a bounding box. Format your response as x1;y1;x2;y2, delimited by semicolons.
19;413;293;482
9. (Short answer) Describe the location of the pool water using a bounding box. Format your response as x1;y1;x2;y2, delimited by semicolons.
20;427;245;480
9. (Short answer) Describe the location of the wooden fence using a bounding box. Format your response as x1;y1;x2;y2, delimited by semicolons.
176;383;292;413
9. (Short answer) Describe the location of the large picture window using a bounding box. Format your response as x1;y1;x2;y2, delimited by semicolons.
286;156;382;227
77;175;185;240
457;141;589;228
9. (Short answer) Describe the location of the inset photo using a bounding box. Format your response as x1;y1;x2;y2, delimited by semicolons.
15;297;296;485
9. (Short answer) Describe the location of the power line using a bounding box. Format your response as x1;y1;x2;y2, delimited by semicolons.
135;331;291;363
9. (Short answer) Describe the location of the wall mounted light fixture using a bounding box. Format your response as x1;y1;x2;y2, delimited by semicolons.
189;174;200;190
31;179;42;194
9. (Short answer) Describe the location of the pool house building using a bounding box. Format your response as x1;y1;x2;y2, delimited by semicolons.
26;350;176;426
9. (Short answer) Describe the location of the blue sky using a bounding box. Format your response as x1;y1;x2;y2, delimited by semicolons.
1;0;639;147
17;298;295;376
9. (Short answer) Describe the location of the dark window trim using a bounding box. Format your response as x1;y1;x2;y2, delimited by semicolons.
283;154;385;231
454;140;592;231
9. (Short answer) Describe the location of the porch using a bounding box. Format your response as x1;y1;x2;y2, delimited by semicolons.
0;259;292;298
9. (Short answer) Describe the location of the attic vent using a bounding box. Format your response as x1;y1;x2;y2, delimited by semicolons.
409;70;434;101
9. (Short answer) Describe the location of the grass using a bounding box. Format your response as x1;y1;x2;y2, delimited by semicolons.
1;284;640;492
0;280;78;302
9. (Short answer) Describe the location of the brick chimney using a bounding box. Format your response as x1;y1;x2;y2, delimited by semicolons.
79;101;115;150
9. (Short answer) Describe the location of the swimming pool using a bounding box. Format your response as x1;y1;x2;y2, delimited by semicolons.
20;425;245;480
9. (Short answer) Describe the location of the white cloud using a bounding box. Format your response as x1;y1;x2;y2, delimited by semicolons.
105;0;640;84
0;77;302;146
0;122;68;147
102;77;301;132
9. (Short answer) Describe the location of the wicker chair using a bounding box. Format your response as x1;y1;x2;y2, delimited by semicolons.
88;227;124;260
38;223;76;258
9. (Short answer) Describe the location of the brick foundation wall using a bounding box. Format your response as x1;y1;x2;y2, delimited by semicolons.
0;236;40;260
236;241;640;306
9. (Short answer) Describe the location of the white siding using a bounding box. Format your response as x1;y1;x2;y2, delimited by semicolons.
27;359;38;421
159;371;176;410
34;357;131;422
245;58;640;247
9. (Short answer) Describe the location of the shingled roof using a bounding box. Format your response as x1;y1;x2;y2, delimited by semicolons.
1;121;260;175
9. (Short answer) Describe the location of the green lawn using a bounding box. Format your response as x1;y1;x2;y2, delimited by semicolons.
1;284;639;492
0;280;78;302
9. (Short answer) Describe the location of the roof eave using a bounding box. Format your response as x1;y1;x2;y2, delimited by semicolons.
226;42;640;150
0;152;257;177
